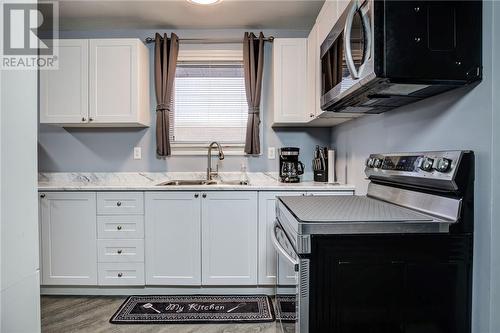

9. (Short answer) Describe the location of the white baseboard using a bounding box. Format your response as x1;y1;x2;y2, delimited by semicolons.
40;286;286;296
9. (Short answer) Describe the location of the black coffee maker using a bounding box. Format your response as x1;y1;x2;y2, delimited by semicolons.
279;147;305;183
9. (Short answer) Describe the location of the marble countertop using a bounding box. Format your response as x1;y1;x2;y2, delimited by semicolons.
38;172;355;192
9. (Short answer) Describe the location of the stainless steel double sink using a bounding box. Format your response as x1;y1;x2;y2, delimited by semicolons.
156;179;249;186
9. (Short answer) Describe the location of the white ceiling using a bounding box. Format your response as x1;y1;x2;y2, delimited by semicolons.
57;0;325;31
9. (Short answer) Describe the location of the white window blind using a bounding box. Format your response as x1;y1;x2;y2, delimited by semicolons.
172;61;248;144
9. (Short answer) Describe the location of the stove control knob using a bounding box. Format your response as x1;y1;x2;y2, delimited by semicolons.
436;158;452;173
419;157;434;172
366;157;375;168
373;158;383;169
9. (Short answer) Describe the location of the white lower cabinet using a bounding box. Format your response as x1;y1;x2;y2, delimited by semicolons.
40;192;97;285
39;189;354;290
202;192;258;286
145;192;202;286
258;192;305;285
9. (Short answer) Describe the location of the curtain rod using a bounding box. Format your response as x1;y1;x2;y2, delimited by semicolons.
144;36;274;44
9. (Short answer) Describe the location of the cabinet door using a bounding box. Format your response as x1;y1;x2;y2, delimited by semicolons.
258;192;305;285
273;38;308;123
145;192;201;285
39;40;89;124
40;192;97;285
307;24;322;119
202;192;258;285
89;39;139;124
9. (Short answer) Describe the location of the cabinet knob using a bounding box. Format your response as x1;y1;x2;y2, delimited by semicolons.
117;273;123;278
117;249;123;254
117;225;122;230
116;201;122;207
194;194;199;198
81;117;86;122
202;193;207;198
40;194;46;198
310;113;315;118
89;118;94;122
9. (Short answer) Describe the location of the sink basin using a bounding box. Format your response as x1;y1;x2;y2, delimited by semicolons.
218;180;250;186
156;180;217;186
156;179;249;186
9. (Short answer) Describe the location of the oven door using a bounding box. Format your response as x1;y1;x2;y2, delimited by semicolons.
272;220;310;333
321;0;374;110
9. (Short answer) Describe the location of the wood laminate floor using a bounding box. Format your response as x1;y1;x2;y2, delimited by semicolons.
41;296;279;333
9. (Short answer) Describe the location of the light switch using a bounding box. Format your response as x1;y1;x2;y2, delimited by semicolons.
133;147;142;160
268;147;276;160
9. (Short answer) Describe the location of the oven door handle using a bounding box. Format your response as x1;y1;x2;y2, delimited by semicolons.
271;220;299;266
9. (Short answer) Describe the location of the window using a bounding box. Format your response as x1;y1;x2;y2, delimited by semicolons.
170;46;250;155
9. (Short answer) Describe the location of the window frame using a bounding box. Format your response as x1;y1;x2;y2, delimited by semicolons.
170;45;259;156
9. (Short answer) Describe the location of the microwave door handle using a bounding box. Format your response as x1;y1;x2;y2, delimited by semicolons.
344;0;361;79
359;1;372;72
271;221;299;266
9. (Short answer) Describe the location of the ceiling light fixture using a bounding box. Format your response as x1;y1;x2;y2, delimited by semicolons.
187;0;222;5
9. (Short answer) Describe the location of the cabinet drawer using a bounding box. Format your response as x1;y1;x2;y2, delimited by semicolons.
97;192;144;215
97;215;144;239
97;239;144;263
98;263;144;286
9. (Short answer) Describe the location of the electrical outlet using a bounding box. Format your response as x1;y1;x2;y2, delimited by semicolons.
133;147;142;160
268;147;276;160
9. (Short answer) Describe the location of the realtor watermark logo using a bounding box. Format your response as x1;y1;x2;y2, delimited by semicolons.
1;1;59;69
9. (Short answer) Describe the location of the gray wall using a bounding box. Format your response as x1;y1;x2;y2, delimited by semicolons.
38;29;331;172
330;3;496;332
490;1;500;330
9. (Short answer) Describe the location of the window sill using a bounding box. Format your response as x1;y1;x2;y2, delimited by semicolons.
170;143;248;156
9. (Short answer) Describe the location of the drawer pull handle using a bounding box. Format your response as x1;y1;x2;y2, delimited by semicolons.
202;193;207;198
117;225;122;230
117;249;123;254
194;193;199;198
117;273;123;278
116;201;122;207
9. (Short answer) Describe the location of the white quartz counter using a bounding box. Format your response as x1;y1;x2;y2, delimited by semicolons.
38;172;355;192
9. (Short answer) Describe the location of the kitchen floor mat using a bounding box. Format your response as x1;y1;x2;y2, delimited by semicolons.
275;295;296;322
110;295;275;324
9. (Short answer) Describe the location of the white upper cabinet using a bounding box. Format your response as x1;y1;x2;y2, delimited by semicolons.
202;192;258;286
273;32;358;127
273;38;308;124
145;192;202;286
40;192;97;286
40;40;89;124
307;24;322;119
40;38;150;127
89;39;149;126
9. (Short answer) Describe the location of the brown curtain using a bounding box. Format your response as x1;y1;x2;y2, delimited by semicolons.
154;33;179;157
243;32;265;155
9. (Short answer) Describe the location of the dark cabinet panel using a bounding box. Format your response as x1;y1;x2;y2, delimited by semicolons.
309;235;473;333
336;262;405;333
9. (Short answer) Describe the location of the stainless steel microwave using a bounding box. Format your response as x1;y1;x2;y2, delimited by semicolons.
320;0;482;114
